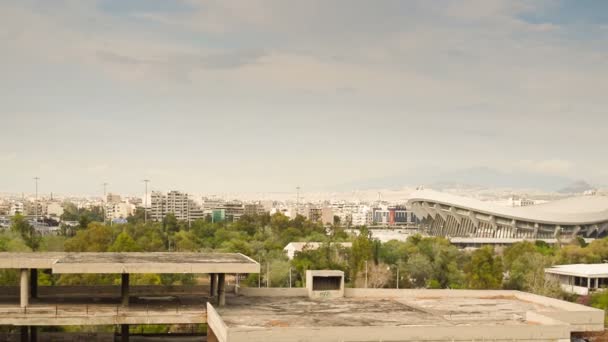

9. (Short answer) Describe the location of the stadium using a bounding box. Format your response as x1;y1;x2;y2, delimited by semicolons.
407;190;608;241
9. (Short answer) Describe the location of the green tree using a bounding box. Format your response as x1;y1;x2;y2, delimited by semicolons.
466;246;503;289
108;232;142;252
11;214;39;250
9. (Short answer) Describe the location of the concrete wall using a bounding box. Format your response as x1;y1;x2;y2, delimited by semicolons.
237;287;307;297
207;303;228;342
226;324;571;342
0;284;235;297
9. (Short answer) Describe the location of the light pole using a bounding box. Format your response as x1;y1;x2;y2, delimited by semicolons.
33;177;39;223
396;265;400;289
143;180;150;224
289;267;292;288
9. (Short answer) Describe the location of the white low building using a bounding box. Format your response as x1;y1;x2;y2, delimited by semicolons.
545;263;608;295
283;242;352;260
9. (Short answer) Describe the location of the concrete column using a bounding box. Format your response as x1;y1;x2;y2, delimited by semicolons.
30;269;38;299
20;326;28;342
29;326;37;342
209;273;216;297
121;274;130;307
218;273;226;307
213;274;219;297
120;324;129;342
20;269;29;308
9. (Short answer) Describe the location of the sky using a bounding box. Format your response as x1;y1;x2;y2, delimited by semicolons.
1;0;608;196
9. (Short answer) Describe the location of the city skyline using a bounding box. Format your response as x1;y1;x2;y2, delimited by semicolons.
2;0;608;194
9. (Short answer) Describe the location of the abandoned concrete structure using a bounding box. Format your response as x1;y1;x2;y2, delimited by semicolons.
0;254;604;342
0;252;259;341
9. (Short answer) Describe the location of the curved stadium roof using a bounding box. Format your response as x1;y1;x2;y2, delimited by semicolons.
407;189;608;226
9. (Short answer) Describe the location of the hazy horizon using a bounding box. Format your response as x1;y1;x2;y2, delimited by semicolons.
2;0;607;195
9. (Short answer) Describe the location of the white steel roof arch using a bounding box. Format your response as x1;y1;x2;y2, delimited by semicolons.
407;189;608;226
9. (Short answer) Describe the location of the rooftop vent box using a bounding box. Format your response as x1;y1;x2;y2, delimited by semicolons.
306;270;344;299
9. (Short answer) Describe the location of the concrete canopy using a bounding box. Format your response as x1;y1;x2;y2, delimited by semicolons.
0;252;260;274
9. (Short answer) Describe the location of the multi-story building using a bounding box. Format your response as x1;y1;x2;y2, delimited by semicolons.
243;203;267;216
105;202;134;221
106;193;122;204
150;191;205;223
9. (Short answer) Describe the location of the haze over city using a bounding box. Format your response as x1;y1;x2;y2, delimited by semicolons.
2;0;608;196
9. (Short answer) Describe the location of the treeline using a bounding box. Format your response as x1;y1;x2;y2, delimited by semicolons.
2;210;608;304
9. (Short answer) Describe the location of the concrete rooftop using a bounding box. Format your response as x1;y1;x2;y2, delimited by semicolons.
0;252;260;274
217;295;545;328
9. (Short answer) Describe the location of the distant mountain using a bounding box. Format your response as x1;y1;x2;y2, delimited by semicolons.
331;166;578;193
557;180;594;194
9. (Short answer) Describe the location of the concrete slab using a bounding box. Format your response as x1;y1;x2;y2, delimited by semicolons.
0;253;66;269
0;252;260;274
209;289;604;342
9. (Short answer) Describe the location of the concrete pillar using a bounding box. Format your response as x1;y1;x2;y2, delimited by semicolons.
29;326;37;342
213;273;219;296
30;269;38;299
218;273;226;307
209;273;216;297
121;274;130;307
120;324;129;342
20;269;29;308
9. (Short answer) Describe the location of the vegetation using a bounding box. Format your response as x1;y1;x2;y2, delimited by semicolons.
3;209;608;301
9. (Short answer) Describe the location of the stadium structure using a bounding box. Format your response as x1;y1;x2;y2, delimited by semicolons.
407;189;608;241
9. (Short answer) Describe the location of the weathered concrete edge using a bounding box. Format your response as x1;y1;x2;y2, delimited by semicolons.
207;303;228;342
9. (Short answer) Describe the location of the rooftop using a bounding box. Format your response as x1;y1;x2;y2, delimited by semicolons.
209;289;604;342
0;252;260;274
545;263;608;277
408;189;608;225
217;295;543;328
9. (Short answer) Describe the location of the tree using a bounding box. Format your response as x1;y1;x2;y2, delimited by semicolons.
108;232;142;252
466;246;503;289
64;223;113;252
406;254;433;287
349;227;373;283
11;214;39;250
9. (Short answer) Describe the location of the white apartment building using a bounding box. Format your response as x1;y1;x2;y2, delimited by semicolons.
151;191;205;222
105;202;134;221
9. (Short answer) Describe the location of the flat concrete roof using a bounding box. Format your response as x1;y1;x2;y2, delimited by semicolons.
210;289;605;342
218;296;542;328
0;252;260;274
545;263;608;277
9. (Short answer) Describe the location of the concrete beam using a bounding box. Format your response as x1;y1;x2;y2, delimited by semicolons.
598;223;608;237
218;274;226;307
449;207;462;225
554;225;562;238
587;225;599;238
30;269;37;300
488;216;498;230
121;274;129;307
468;211;479;229
433;204;447;221
572;225;581;238
20;269;29;308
